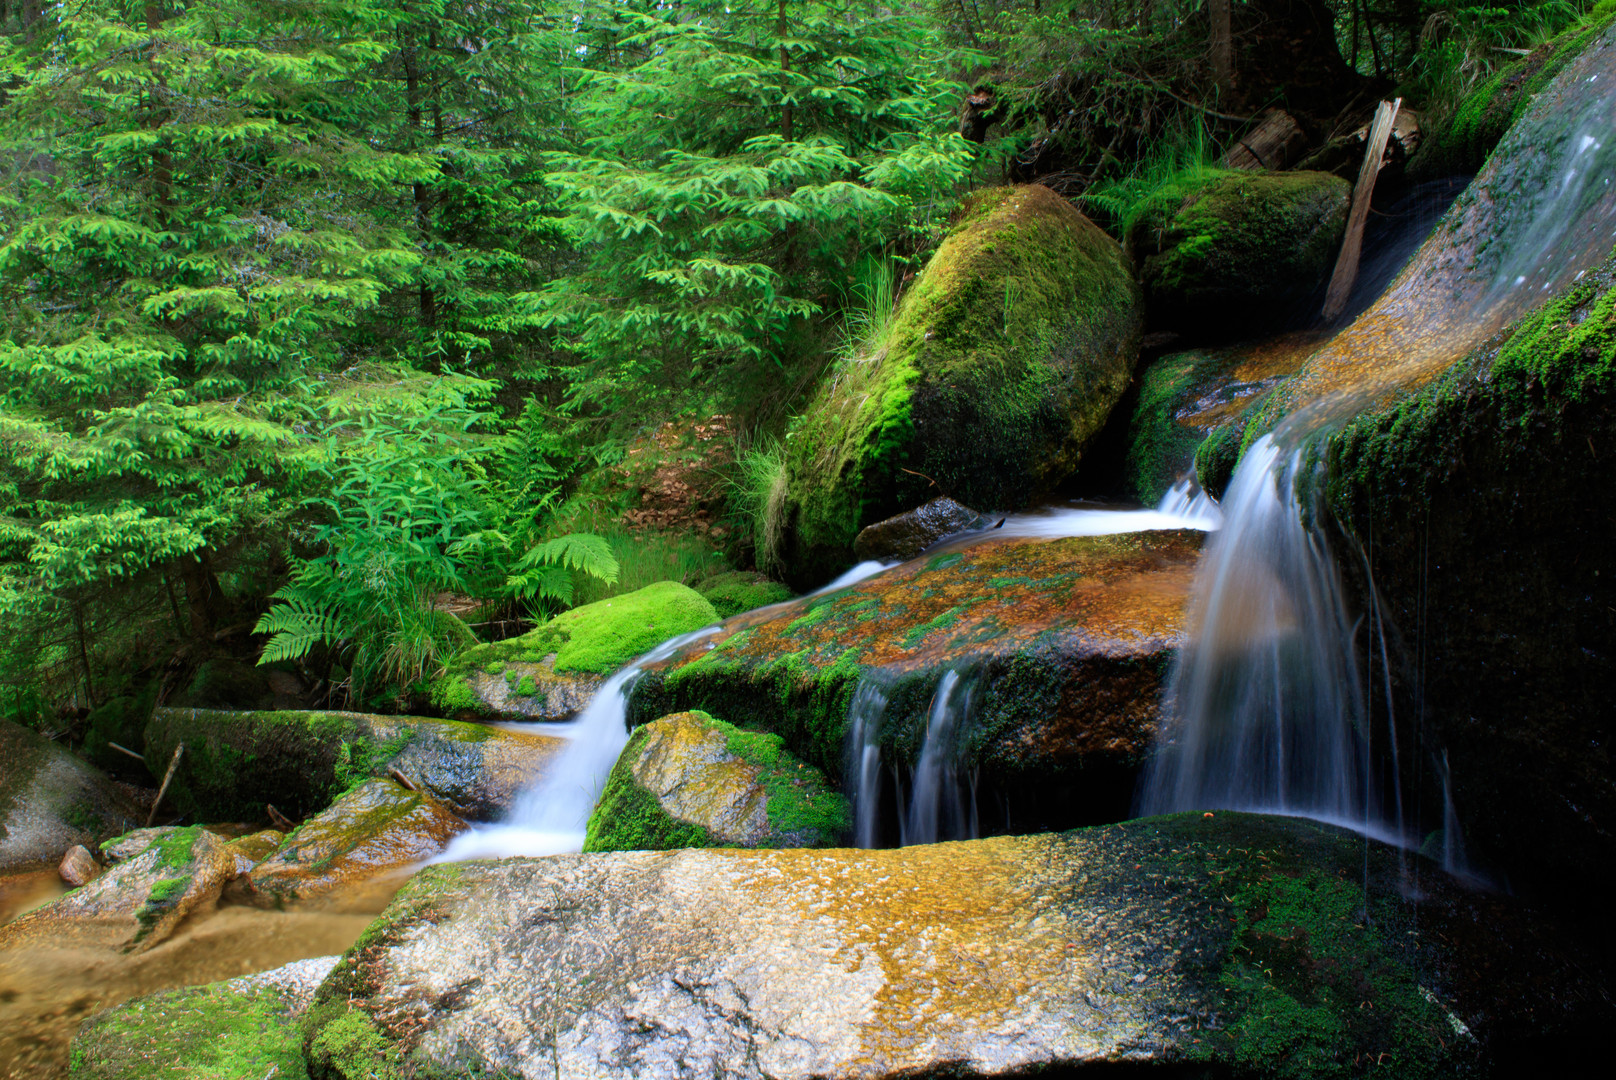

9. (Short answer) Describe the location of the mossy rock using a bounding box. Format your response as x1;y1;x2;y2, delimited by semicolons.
628;532;1201;808
0;825;237;954
69;957;337;1079
0;718;142;873
584;710;848;852
1319;248;1616;921
238;779;466;910
142;708;560;821
1124;169;1350;340
1407;8;1616;183
695;570;794;619
430;582;719;721
781;184;1144;587
296;813;1606;1077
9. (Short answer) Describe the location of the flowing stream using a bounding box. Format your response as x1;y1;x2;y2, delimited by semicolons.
1139;42;1616;844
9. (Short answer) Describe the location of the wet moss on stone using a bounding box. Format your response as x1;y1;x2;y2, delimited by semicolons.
696;570;794;619
1409;9;1616;182
781;184;1143;586
1124;170;1351;339
70;983;312;1080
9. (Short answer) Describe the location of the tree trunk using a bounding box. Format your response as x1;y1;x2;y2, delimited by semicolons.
1210;0;1233;100
177;551;229;640
1322;98;1401;322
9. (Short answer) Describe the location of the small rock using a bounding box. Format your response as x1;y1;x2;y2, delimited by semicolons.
853;497;991;562
58;845;100;887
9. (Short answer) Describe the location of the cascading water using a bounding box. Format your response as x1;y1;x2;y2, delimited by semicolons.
901;671;978;846
1139;33;1616;845
438;624;718;861
850;479;1220;848
1137;436;1387;836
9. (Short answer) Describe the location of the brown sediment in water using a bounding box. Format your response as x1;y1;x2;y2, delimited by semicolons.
0;867;67;926
0;872;408;1079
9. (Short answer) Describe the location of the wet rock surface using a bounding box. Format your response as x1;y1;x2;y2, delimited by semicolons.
303;812;1604;1078
852;496;992;563
1125;331;1332;502
630;531;1200;794
143;708;562;820
585;711;847;851
69;955;339;1079
0;825;237;953
0;719;142;873
238;779;467;910
58;844;101;887
440;656;602;722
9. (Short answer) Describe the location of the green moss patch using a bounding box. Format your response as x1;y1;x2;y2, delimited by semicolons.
697;570;794;619
70;983;311;1080
583;741;716;853
434;583;718;699
1124;169;1350;339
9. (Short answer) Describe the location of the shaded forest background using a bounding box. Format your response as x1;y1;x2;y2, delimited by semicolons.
1;0;1604;738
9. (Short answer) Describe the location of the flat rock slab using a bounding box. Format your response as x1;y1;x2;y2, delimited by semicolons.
630;532;1201;782
304;813;1603;1078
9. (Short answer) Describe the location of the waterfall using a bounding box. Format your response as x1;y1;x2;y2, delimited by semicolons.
901;671;978;846
847;676;892;849
1139;33;1616;849
1136;436;1391;838
438;624;719;861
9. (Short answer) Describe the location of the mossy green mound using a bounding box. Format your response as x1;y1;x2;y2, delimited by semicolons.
781;184;1143;587
68;958;338;1079
1408;9;1616;182
432;582;719;715
1125;169;1350;340
584;710;848;852
71;986;308;1079
696;570;794;619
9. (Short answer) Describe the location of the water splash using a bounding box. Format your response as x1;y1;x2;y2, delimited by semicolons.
437;624;719;861
929;477;1221;551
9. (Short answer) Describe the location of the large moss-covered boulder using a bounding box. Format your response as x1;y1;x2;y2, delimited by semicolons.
142;709;561;821
0;719;141;873
431;581;719;720
1125;169;1350;340
629;531;1201;827
1320;249;1616;926
584;711;848;852
781;185;1144;587
299;813;1604;1078
0;825;237;954
69;955;337;1080
236;779;466;911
